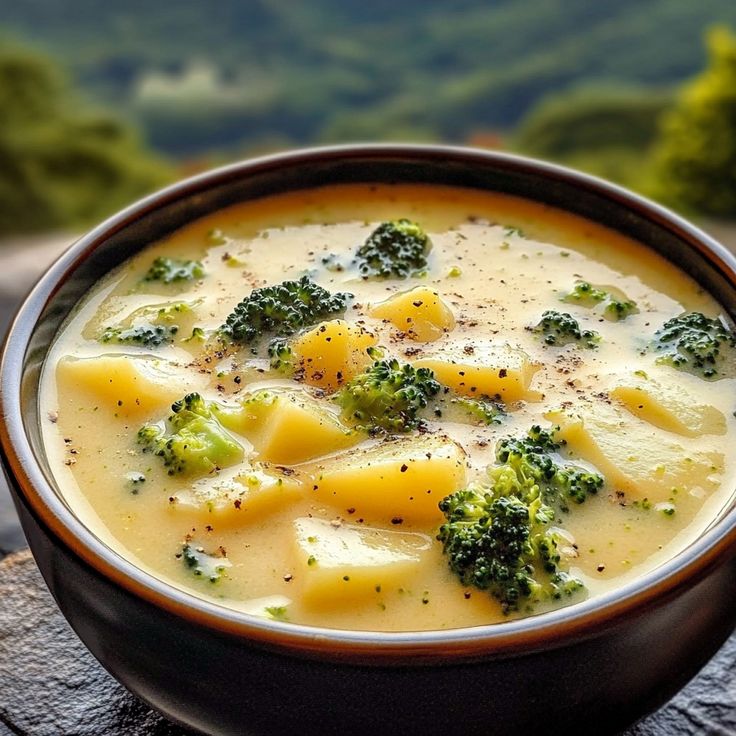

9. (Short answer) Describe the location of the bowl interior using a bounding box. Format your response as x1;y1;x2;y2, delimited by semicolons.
10;145;736;646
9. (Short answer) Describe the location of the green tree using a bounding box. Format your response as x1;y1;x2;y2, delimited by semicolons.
650;27;736;216
514;86;670;160
512;85;670;189
0;44;172;235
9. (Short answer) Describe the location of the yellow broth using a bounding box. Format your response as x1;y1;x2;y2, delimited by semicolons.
40;184;736;630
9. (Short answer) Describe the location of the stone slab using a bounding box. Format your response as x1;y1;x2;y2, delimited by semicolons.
0;550;734;735
0;551;190;736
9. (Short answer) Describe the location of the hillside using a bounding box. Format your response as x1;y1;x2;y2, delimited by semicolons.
2;0;736;155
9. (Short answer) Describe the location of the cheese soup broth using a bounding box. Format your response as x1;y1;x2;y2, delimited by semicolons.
40;184;735;630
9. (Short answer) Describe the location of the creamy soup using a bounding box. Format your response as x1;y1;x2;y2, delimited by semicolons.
41;184;736;631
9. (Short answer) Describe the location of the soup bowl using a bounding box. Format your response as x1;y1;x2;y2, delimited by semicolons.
1;144;736;736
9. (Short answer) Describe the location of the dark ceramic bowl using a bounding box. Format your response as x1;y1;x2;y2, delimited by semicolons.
2;145;736;736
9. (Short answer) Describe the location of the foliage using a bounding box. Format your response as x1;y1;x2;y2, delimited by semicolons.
650;27;736;216
515;86;671;160
512;85;673;191
0;43;171;236
2;2;736;156
0;42;169;233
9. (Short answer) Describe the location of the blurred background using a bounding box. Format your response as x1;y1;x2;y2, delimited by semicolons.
2;0;736;553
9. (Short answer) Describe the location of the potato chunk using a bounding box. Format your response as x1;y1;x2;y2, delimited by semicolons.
370;286;455;341
216;389;360;464
293;517;432;605
413;341;539;402
291;319;377;391
56;354;203;418
171;464;303;524
305;434;467;522
548;406;723;503
610;374;726;437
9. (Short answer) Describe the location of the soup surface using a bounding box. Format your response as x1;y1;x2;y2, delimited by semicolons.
41;184;736;630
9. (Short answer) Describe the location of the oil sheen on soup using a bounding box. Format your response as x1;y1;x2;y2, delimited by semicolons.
41;184;736;631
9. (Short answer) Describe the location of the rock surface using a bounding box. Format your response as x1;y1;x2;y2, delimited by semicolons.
0;551;190;736
0;550;734;735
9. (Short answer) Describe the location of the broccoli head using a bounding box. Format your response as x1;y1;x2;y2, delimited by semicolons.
142;257;205;284
532;310;600;348
220;275;351;346
562;281;608;306
101;323;178;348
562;281;638;322
495;425;603;510
336;358;441;433
438;424;597;612
267;338;296;373
604;298;638;321
435;394;506;426
181;543;232;583
354;219;431;279
137;393;244;476
652;312;736;379
100;302;199;348
438;483;583;614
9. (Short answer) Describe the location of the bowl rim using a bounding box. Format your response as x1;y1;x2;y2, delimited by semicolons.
2;142;736;662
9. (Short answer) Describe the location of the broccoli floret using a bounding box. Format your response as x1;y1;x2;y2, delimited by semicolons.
183;326;206;343
604;298;638;321
264;605;289;621
495;425;603;510
354;219;431;279
438;424;597;612
181;543;231;583
652;312;736;379
532;310;600;348
137;393;244;476
100;302;198;348
101;323;178;347
143;257;205;284
336;359;441;433
438;483;583;615
267;338;296;372
562;281;638;322
220;275;351;345
562;281;608;306
168;392;211;423
450;396;505;426
153;302;195;321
